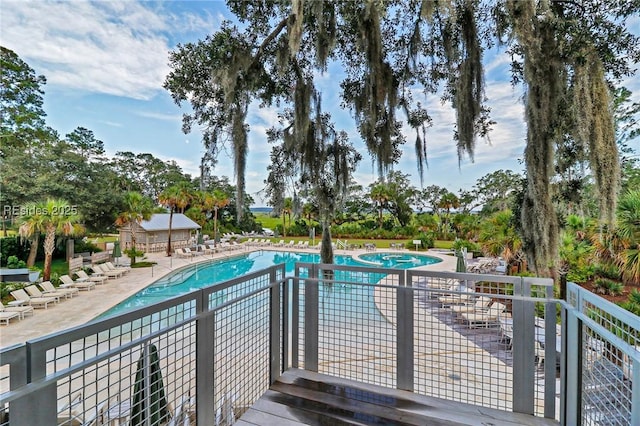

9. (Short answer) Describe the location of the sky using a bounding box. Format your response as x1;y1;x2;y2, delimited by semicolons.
1;1;638;207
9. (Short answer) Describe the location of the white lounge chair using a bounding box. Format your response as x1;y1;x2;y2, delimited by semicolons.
76;270;107;285
0;301;34;320
60;274;97;290
106;261;131;273
461;302;508;328
0;310;20;325
25;284;67;302
93;264;124;278
40;280;79;298
10;288;57;309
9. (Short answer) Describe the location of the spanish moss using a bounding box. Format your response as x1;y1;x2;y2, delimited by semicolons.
507;0;562;278
573;48;619;225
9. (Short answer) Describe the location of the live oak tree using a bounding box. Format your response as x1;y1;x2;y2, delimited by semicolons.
164;0;638;274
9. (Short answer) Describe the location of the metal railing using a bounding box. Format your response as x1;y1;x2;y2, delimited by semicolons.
1;263;638;425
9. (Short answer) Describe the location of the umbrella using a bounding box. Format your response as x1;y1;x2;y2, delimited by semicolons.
455;250;467;273
197;232;204;245
112;241;122;266
131;343;170;426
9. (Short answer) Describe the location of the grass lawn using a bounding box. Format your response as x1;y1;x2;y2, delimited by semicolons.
34;258;69;278
252;213;454;250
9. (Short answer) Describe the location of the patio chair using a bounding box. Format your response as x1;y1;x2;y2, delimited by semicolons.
183;247;203;256
10;288;57;309
461;302;507;328
106;261;131;273
60;274;97;291
449;296;492;317
25;284;67;302
0;310;20;325
40;280;79;298
76;270;107;285
0;301;34;320
438;287;475;307
174;248;190;258
93;264;124;278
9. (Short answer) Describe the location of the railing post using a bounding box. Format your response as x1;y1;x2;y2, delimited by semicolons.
292;273;300;368
543;286;557;419
397;271;414;391
269;267;281;383
21;342;56;426
564;290;582;426
632;354;640;426
304;264;319;371
196;291;216;426
511;277;535;415
3;346;32;426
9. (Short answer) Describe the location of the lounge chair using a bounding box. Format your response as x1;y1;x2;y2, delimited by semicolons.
0;310;20;325
183;247;203;256
10;288;57;309
40;280;79;298
0;301;34;319
106;261;131;273
438;287;475;307
274;240;285;247
449;296;492;316
76;270;107;285
174;248;190;258
25;284;67;302
60;274;97;291
461;302;508;328
93;264;124;278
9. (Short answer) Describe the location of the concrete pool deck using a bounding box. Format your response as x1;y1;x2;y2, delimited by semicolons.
0;245;457;348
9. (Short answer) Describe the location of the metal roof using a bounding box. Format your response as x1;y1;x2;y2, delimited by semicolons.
139;214;201;231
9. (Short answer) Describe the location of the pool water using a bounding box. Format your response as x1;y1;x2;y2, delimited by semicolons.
100;250;440;319
356;252;440;268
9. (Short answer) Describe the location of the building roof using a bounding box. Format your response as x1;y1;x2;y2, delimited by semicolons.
138;214;201;231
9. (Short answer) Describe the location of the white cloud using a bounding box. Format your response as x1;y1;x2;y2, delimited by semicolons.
0;0;221;100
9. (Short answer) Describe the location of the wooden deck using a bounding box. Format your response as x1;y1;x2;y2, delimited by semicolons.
236;369;559;426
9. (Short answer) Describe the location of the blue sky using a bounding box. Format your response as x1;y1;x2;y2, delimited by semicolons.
1;1;638;206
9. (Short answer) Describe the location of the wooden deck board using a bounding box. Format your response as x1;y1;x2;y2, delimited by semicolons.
238;369;560;426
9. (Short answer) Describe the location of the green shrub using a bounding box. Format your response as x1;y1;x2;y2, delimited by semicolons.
74;238;102;254
0;282;28;302
405;232;434;250
0;237;29;267
451;239;480;253
593;263;621;280
6;255;26;269
594;278;624;296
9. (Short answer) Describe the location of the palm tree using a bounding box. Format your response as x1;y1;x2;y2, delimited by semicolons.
479;210;523;272
210;189;230;247
617;190;640;283
19;199;83;280
282;197;293;237
370;183;389;228
115;192;153;264
17;201;45;267
159;183;192;256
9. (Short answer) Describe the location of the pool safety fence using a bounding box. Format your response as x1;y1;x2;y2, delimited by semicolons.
0;263;638;425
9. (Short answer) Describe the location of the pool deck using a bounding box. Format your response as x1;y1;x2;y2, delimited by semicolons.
0;245;457;349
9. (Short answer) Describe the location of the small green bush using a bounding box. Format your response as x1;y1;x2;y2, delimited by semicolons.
451;239;480;253
593;263;621;280
6;255;26;269
405;232;434;250
594;278;624;296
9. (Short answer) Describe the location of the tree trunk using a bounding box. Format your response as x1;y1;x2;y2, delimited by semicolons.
26;232;39;267
320;221;333;265
213;207;219;247
130;224;137;265
166;208;174;256
43;227;55;281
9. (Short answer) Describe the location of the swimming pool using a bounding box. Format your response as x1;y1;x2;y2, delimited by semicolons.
100;250;441;318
